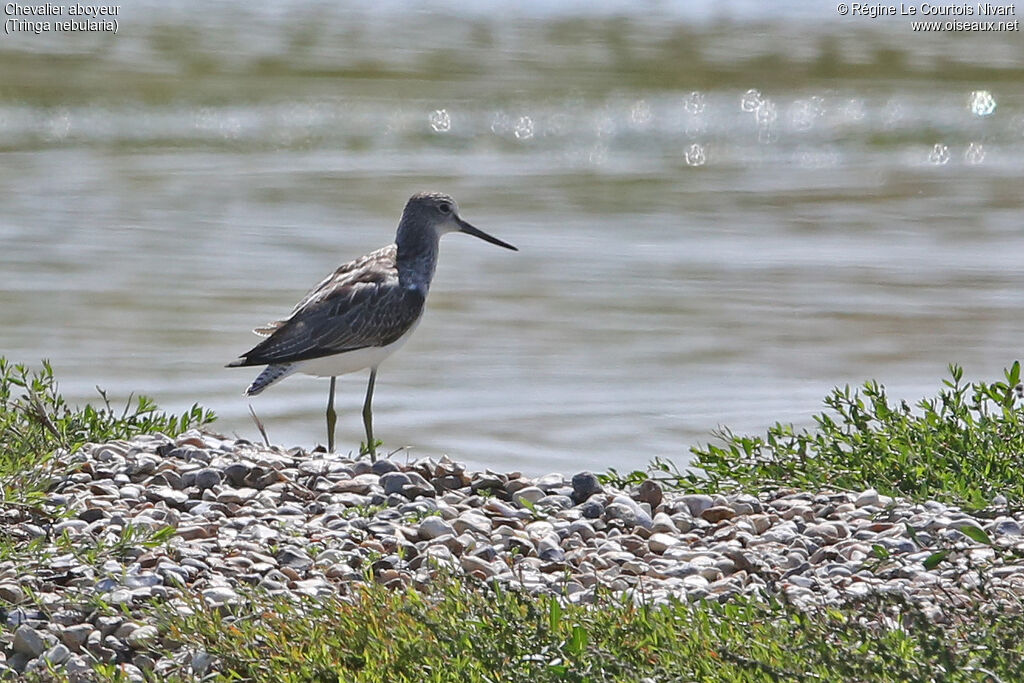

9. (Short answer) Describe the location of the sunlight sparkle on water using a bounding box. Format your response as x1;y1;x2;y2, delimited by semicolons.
969;90;996;117
490;111;509;135
684;143;706;166
741;89;763;112
684;91;705;115
630;100;652;127
964;141;985;165
513;115;534;140
928;143;951;165
429;109;451;133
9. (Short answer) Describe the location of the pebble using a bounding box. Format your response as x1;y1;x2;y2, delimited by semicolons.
648;533;680;554
855;488;880;508
12;626;45;657
418;516;456;540
58;624;93;651
222;463;251;487
193;468;223;491
579;500;604;519
748;514;771;534
651;512;676;534
277;548;313;571
201;586;238;606
371;460;400;475
453;513;491;535
570;471;603;504
701;506;736;523
514;486;546;504
605;502;641;527
0;583;24;603
681;494;714;517
991;518;1022;536
5;430;1024;679
216;487;257;504
636;480;663;510
41;644;70;666
380;472;410;495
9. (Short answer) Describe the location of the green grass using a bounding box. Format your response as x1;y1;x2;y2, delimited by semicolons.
605;363;1024;512
143;578;1024;683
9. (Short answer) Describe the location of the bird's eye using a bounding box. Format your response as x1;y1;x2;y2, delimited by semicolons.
438;202;452;214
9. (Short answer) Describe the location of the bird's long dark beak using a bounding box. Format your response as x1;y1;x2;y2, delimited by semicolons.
457;217;518;251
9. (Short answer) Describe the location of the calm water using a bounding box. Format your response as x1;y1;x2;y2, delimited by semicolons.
2;2;1023;473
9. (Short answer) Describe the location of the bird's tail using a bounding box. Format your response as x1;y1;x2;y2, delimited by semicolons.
245;363;297;396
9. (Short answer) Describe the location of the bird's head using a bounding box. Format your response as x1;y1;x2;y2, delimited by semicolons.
400;192;518;251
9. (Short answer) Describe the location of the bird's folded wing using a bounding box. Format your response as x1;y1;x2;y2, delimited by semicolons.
286;245;398;318
234;280;423;366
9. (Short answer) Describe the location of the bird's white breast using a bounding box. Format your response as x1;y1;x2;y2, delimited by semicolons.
293;317;422;378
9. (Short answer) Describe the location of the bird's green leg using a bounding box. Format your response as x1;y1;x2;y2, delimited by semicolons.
326;376;337;453
361;368;377;461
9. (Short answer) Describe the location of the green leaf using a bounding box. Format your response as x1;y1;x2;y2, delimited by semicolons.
923;550;949;570
548;597;562;632
871;544;889;559
958;525;992;545
567;625;587;656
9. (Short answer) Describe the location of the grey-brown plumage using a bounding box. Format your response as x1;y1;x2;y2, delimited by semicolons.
227;192;518;458
229;245;423;370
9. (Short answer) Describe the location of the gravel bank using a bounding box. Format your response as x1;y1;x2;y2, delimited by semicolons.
2;430;1022;679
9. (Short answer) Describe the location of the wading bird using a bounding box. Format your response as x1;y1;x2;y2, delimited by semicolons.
228;192;517;459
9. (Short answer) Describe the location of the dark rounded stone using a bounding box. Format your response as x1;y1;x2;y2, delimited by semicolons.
471;474;506;493
223;463;251;488
77;508;106;523
193;468;223;491
579;500;604;519
571;471;604;504
539;547;565;562
371;459;401;475
402;484;436;500
275;547;313;572
380;472;411;496
435;474;464;491
351;460;374;476
371;556;400;574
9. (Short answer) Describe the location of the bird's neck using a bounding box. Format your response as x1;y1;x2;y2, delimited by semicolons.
396;222;440;294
